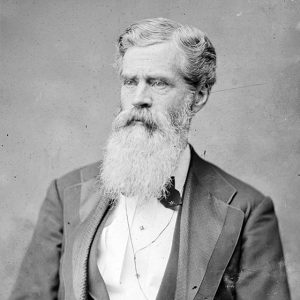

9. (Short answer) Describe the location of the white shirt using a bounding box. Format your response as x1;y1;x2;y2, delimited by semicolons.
96;146;191;300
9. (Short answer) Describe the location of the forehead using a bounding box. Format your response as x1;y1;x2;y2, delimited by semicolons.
121;42;183;78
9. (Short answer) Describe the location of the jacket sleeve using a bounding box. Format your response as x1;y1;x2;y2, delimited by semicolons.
9;180;63;300
235;197;291;300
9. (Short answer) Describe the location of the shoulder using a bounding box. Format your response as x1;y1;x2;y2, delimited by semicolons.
55;161;101;196
209;160;273;215
190;146;272;217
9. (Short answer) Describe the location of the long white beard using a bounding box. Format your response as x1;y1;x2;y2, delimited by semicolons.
99;101;193;203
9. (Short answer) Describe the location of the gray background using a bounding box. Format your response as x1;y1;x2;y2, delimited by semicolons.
1;0;299;299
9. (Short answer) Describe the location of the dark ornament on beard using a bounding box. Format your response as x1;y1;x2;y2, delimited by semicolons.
158;177;182;210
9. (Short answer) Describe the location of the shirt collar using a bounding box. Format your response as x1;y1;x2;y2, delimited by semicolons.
173;145;191;197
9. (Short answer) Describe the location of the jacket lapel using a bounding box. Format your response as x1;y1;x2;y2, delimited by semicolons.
196;204;244;300
175;148;244;300
72;187;111;300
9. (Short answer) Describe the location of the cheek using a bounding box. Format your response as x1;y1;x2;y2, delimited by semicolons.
164;92;186;111
120;90;131;109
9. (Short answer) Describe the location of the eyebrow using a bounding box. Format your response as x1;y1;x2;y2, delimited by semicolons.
121;73;174;84
120;73;137;80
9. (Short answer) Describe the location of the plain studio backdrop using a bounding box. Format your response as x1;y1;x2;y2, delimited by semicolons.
1;0;299;299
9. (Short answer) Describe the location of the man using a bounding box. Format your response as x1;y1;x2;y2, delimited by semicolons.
10;18;290;300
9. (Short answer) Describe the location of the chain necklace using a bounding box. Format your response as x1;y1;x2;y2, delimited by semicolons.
124;199;175;300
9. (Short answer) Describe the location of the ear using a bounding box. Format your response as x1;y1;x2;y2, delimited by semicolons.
191;86;209;114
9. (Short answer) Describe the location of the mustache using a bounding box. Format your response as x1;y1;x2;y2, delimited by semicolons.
113;108;163;132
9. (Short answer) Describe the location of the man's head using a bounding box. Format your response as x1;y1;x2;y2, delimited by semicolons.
116;17;216;98
100;18;216;202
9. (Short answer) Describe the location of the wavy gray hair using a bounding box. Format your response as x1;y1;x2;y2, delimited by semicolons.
116;17;216;93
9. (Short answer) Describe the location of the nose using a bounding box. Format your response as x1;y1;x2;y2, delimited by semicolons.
132;82;152;108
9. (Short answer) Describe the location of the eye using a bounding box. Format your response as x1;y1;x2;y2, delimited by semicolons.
151;79;168;88
123;78;137;87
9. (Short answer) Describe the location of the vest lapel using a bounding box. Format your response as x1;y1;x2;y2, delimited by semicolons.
156;206;182;300
88;211;111;300
72;188;111;300
175;149;244;300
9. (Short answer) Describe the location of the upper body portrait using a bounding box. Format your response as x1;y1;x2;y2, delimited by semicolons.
10;18;290;300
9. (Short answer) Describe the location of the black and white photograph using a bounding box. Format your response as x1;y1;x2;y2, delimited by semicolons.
1;1;299;299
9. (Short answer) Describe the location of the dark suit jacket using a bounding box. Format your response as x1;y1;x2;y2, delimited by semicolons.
10;147;290;300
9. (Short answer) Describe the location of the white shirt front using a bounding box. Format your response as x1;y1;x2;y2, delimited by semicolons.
96;146;191;300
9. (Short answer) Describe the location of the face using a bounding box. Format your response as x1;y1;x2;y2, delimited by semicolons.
120;42;194;118
101;43;195;201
